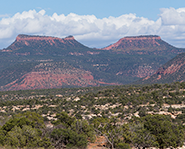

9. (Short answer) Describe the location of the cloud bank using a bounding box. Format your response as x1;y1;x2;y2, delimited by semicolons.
1;7;185;48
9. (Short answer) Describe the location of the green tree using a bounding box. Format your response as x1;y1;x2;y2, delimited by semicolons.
0;129;6;145
130;123;158;148
143;114;184;148
53;111;75;127
0;112;51;148
51;112;95;149
5;126;26;148
51;128;87;149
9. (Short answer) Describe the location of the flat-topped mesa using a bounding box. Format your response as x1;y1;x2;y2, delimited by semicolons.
4;34;77;51
124;35;161;40
16;34;75;42
103;35;162;50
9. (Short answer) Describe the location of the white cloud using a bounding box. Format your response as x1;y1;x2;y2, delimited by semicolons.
0;14;9;18
160;7;185;25
1;8;185;49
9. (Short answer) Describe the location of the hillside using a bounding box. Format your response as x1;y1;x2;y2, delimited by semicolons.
0;61;118;91
0;34;184;91
0;34;93;71
138;52;185;84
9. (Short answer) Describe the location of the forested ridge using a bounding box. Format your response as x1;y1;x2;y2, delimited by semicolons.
0;82;185;148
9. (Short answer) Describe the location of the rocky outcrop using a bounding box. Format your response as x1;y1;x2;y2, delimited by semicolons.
1;62;118;91
155;62;185;76
133;65;156;78
3;70;96;90
138;53;185;84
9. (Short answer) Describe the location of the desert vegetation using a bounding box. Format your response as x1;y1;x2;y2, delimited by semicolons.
0;82;185;148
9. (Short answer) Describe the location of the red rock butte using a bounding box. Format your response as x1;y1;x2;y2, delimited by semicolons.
3;34;76;51
103;35;161;50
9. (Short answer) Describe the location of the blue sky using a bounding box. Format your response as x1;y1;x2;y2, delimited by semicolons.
1;0;184;20
0;0;185;48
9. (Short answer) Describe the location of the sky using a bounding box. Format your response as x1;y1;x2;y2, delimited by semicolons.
0;0;185;49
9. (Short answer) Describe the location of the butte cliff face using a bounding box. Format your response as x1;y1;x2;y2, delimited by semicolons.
2;34;91;56
102;35;184;55
4;34;75;50
0;34;184;91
